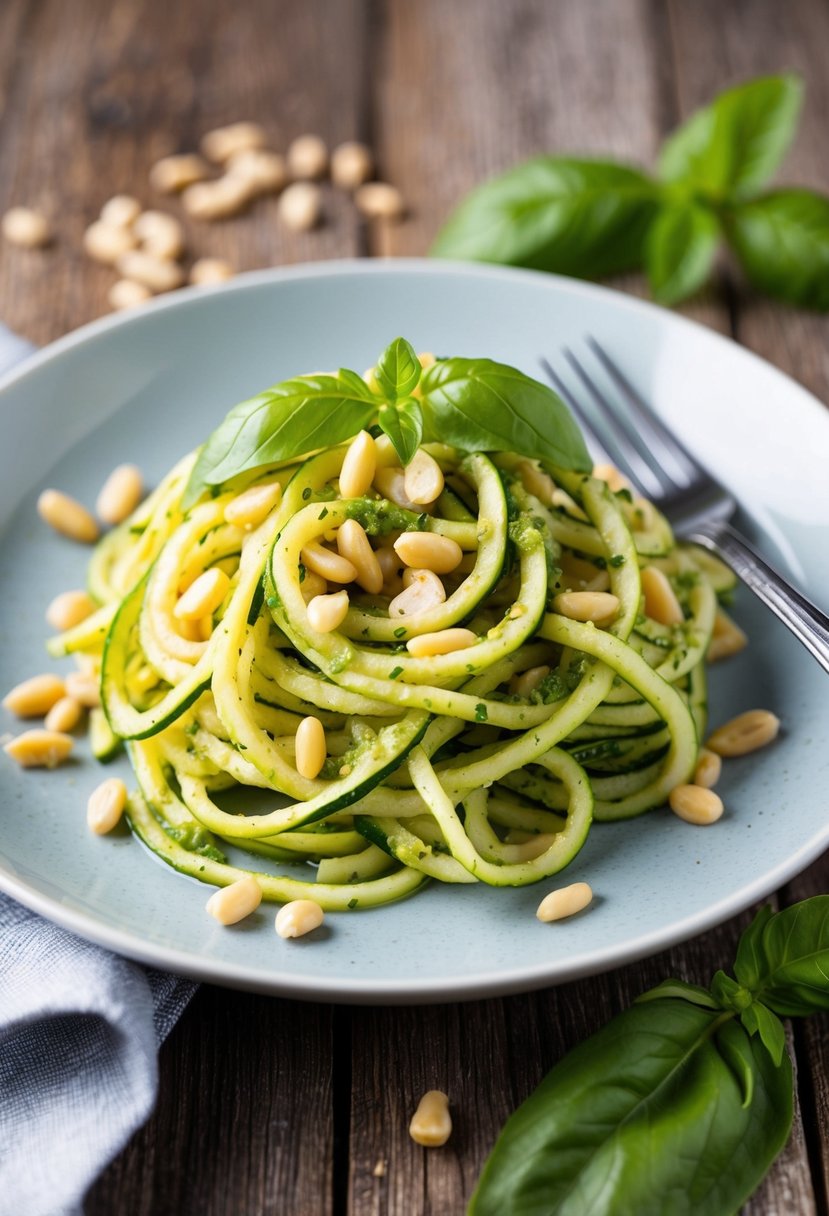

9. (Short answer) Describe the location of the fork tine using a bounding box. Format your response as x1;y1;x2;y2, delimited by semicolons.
561;348;670;500
539;357;615;467
586;338;700;485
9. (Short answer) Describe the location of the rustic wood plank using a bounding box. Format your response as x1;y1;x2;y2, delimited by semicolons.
85;985;335;1216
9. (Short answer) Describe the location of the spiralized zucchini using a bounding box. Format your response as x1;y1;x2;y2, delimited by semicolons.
50;375;735;913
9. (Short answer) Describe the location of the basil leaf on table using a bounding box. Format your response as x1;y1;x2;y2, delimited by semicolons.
431;158;661;278
733;894;829;1017
658;74;803;201
420;357;592;472
183;370;377;507
377;398;423;466
645;201;721;304
725;190;829;310
375;336;421;402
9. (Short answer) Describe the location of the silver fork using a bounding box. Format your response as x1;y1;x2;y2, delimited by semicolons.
541;337;829;675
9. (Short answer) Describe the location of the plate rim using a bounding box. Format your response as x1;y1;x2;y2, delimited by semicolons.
1;257;827;1005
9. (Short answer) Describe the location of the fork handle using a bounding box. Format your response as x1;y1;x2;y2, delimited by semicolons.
690;520;829;676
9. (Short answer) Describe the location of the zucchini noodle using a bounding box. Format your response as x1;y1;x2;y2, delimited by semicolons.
48;368;736;914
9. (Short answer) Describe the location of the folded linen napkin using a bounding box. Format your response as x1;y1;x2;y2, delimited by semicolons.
0;328;196;1216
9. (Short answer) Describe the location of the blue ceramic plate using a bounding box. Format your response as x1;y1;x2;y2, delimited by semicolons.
1;261;827;1004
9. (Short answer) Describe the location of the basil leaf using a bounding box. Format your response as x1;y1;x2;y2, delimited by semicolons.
431;157;661;278
420;358;591;471
375;337;421;402
183;370;377;507
636;978;719;1009
378;398;423;465
659;74;803;201
741;1002;787;1068
469;1000;792;1216
726;189;829;310
734;895;829;1016
645;201;720;304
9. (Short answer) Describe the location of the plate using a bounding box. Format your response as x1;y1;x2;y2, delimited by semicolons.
1;260;828;1005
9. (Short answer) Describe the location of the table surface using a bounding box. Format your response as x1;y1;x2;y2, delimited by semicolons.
2;0;828;1212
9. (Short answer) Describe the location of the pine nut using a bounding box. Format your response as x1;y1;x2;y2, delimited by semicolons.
552;591;619;624
201;121;267;164
134;210;185;260
517;460;555;505
355;181;405;221
707;608;748;663
536;881;593;922
83;220;137;264
206;875;262;924
706;710;780;758
406;628;476;657
99;195;141;228
331;141;374;190
339;430;377;499
278;182;322;231
376;546;403;586
3;674;66;718
592;462;630;493
337;520;383;594
275;898;325;939
4;729;73;768
174;568;231;621
394;531;462;574
641;566;684;626
224;481;282;528
2;206;51;248
190;257;235;286
182;176;252;220
65;670;101;708
389;569;445;617
693;747;722;789
302;542;356;584
109;279;152;310
300;571;329;604
38;489;99;543
116;250;185;293
286;134;328;180
45;696;83;733
306;590;349;633
373;433;400;469
46;590;96;632
295;716;326;778
149;153;210;194
669;784;724;825
227;148;287;196
404;449;444;505
409;1091;451;1147
509;665;550;699
87;777;127;835
374;467;421;511
96;463;143;525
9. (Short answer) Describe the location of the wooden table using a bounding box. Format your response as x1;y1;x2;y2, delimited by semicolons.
2;1;828;1211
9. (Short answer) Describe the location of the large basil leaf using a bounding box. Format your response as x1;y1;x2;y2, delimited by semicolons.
469;1000;792;1216
645;200;720;304
726;190;829;310
183;370;377;507
658;74;803;201
420;358;591;471
375;337;421;402
431;158;661;278
734;895;829;1016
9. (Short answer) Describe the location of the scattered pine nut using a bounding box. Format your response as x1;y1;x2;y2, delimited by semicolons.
190;257;235;286
641;566;684;626
134;210;185;260
275;898;325;939
517;460;556;505
115;251;185;293
337;519;383;594
536;881;593;922
149;153;211;194
372;1160;387;1178
182;177;252;220
286;134;328;180
707;608;748;663
65;670;101;708
592;462;630;493
394;531;462;574
389;569;445;617
693;747;722;789
409;1091;452;1147
3;673;66;718
302;542;356;584
37;489;99;543
278;182;322;231
552;591;619;624
99;195;142;228
96;463;143;525
706;710;780;757
206;875;262;925
226;148;287;196
83;220;138;265
46;589;96;632
44;696;83;734
108;279;152;311
295;715;327;779
4;729;73;769
406;628;476;657
374;467;421;512
306;589;349;633
201;121;267;164
224;481;282;528
331;141;374;190
87;777;127;835
355;182;405;221
509;665;550;699
404;448;444;505
669;784;724;825
175;568;231;621
2;206;52;248
339;431;377;498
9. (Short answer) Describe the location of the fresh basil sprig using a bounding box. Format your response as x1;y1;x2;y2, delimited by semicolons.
182;337;591;505
433;74;829;311
469;896;829;1216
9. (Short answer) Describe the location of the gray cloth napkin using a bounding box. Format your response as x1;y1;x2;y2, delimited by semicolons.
0;329;196;1216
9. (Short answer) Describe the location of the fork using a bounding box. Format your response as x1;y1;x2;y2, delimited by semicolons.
541;338;829;676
